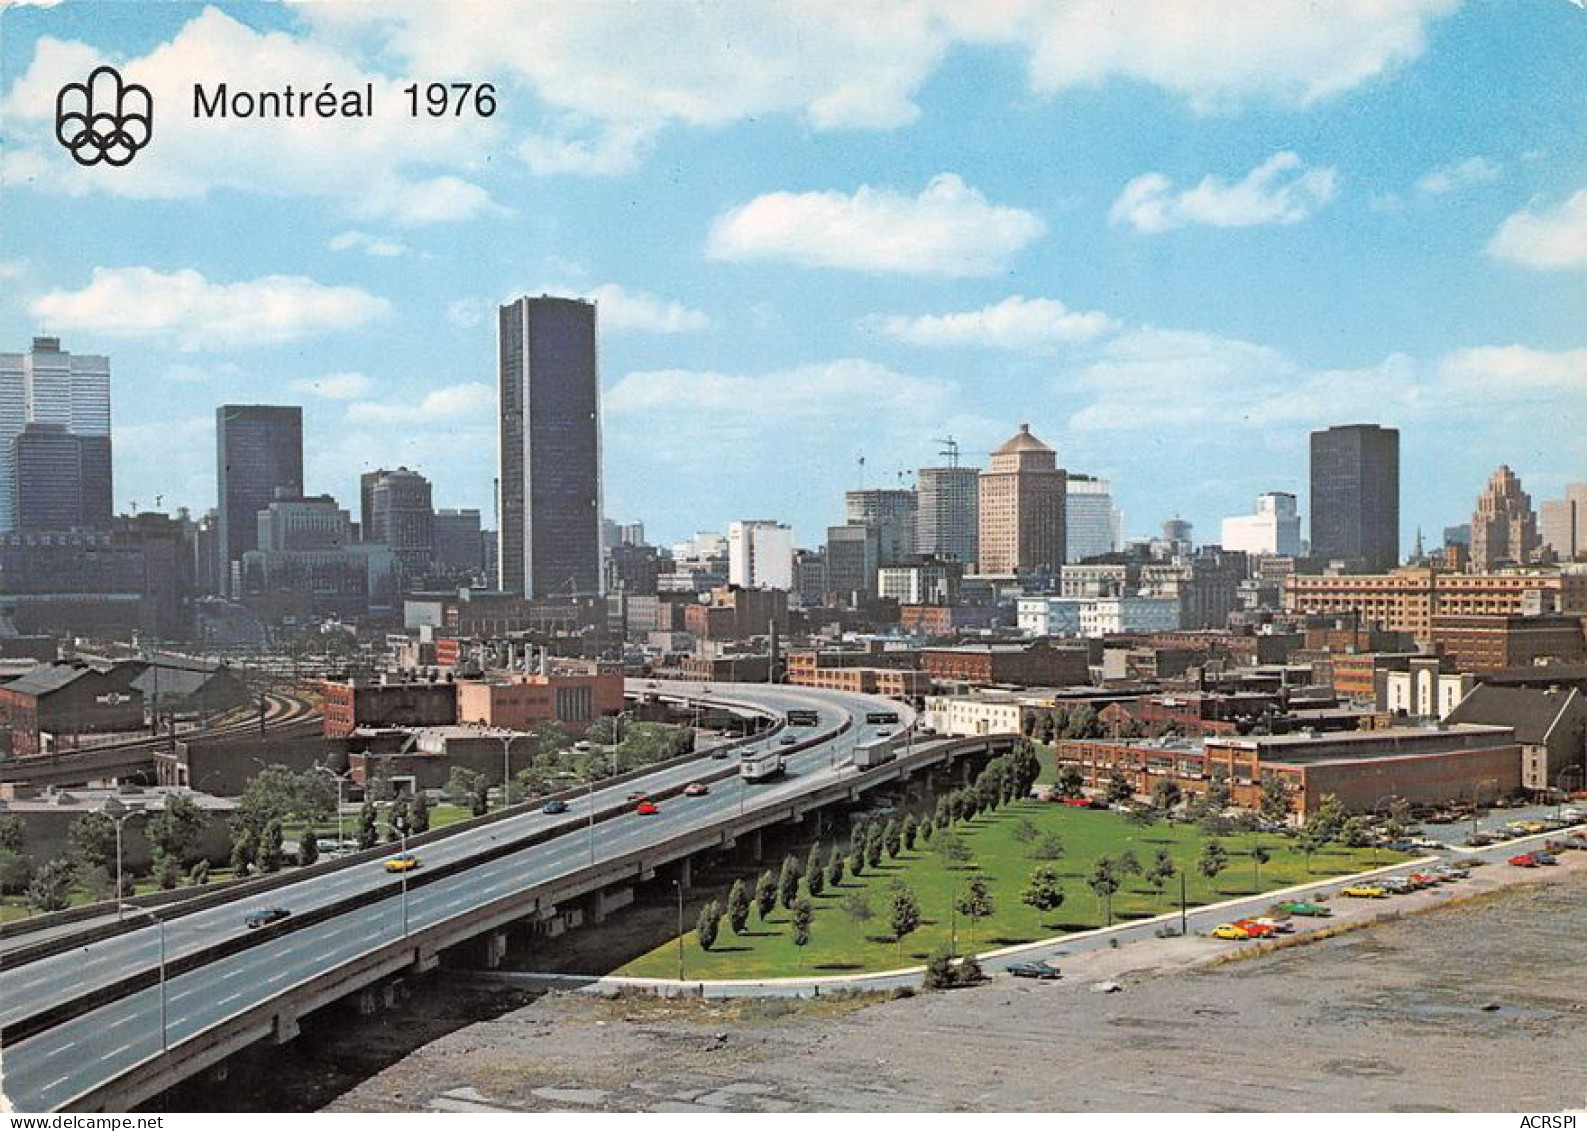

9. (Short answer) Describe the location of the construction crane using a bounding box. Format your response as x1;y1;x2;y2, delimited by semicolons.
935;436;960;468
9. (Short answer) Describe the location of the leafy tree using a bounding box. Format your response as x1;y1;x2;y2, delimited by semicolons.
239;765;335;830
888;885;922;953
146;793;205;867
1088;857;1121;926
696;899;722;952
67;811;116;878
1295;828;1323;874
1259;776;1292;825
902;813;919;851
791;898;814;961
1012;816;1040;844
826;845;845;889
357;800;380;849
1124;804;1157;828
726;879;751;935
920;816;936;844
0;849;34;896
840;889;873;925
188;859;210;886
386;796;411;844
1057;766;1085;799
806;844;825;898
865;827;884;870
848;844;865;878
1029;832;1065;861
1340;816;1373;848
924;945;960;990
883;819;902;859
1149;778;1183;816
778;855;802;909
230;823;258;874
755;869;778;920
27;857;74;913
1036;712;1057;744
1305;794;1348;843
1021;865;1066;926
410;792;432;834
935;831;973;868
1197;840;1229;892
0;813;23;852
954;875;995;945
154;851;182;890
1117;849;1142;879
1146;850;1175;905
1250;843;1271;890
299;827;320;867
258;818;285;873
1105;770;1134;805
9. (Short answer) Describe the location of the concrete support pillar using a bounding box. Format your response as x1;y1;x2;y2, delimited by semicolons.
355;987;380;1016
587;889;607;925
748;829;763;861
413;950;439;974
676;857;692;891
482;930;508;969
272;1009;301;1044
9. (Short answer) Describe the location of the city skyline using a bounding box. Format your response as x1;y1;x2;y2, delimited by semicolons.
0;2;1583;550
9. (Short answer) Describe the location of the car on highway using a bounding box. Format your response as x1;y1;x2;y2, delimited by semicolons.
1211;923;1251;940
627;790;649;802
636;800;660;815
1275;900;1332;917
1007;960;1062;980
779;736;797;746
1507;853;1538;868
710;746;732;759
244;906;291;929
683;782;710;797
542;798;569;815
384;853;421;873
1341;884;1388;899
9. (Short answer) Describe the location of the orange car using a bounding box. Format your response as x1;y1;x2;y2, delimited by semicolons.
1233;918;1276;938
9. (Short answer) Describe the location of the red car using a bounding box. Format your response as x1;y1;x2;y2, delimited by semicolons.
1507;853;1537;868
683;782;710;797
1062;796;1091;808
1233;918;1276;938
636;800;660;816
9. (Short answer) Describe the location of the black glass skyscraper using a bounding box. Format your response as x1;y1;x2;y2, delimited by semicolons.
1309;423;1400;571
497;296;602;598
216;405;303;594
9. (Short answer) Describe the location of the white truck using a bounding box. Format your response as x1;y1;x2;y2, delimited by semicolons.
740;748;785;783
853;736;897;769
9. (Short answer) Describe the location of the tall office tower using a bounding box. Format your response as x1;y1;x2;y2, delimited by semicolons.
617;521;645;547
433;508;485;573
978;423;1066;576
845;488;918;565
0;337;111;532
825;524;879;604
916;466;979;566
497;295;602;598
1540;484;1587;561
13;423;112;529
1220;491;1301;557
363;466;435;576
728;520;794;589
216;405;303;595
1065;473;1121;563
1309;423;1399;571
1470;465;1539;570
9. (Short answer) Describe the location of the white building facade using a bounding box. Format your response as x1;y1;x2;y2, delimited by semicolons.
1220;492;1301;557
727;520;793;590
1065;474;1121;563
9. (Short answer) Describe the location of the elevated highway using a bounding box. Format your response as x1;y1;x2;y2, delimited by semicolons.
0;681;1015;1113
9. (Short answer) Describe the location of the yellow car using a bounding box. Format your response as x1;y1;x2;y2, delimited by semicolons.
1211;923;1250;940
1340;884;1387;899
384;852;421;873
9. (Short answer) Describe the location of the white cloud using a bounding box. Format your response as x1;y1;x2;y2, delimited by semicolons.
1486;189;1587;270
346;382;494;426
29;267;389;350
609;359;952;422
0;9;500;223
567;283;710;334
1415;156;1500;196
519;123;658;177
868;295;1118;350
707;174;1044;276
1439;346;1587;394
1110;152;1338;233
0;259;26;280
292;372;375;400
328;231;410;258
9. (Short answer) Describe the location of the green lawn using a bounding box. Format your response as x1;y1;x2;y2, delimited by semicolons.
620;799;1405;979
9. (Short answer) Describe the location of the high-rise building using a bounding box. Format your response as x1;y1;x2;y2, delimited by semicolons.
0;337;111;533
12;424;112;530
727;520;793;590
1065;473;1120;563
845;488;918;565
497;296;602;598
433;508;484;574
1309;423;1399;570
216;405;303;595
916;466;979;566
1539;484;1587;562
978;424;1066;576
362;467;435;577
1470;465;1539;570
1220;492;1301;557
825;524;879;604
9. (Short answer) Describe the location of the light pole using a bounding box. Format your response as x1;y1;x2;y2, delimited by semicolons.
121;905;169;1051
315;765;353;850
100;797;145;915
496;732;527;810
674;877;685;982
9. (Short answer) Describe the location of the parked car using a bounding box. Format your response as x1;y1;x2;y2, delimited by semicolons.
1233;918;1276;938
1211;923;1250;940
245;906;291;929
384;853;421;873
636;800;660;815
1062;796;1091;808
1275;901;1332;917
1250;917;1295;934
1341;884;1388;899
1007;960;1062;980
542;798;569;815
1507;853;1537;868
683;782;710;797
1532;851;1558;865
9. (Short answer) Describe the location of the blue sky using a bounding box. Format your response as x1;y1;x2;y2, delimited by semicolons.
1;0;1583;551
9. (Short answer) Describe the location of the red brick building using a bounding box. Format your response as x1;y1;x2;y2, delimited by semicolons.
320;679;458;739
1428;613;1586;672
921;640;1091;687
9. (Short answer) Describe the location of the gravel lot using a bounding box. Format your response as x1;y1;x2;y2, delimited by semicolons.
314;860;1587;1113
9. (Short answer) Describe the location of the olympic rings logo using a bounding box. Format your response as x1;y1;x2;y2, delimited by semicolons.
55;65;153;167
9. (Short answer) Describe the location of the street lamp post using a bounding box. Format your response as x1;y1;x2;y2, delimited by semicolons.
315;765;353;851
122;906;169;1052
100;797;145;916
496;732;527;811
674;878;685;982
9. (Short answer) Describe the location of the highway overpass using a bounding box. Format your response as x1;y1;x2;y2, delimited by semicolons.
0;681;1017;1113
